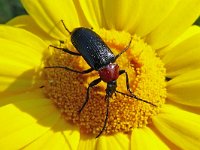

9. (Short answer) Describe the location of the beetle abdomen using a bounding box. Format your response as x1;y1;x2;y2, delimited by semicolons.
71;28;115;70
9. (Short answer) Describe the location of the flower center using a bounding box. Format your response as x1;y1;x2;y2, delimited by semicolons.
43;29;166;136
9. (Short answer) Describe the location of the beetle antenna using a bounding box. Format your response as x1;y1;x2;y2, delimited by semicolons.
96;95;110;138
61;20;72;34
114;37;132;61
116;90;157;107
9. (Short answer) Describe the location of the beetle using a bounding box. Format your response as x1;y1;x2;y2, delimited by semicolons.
46;20;156;138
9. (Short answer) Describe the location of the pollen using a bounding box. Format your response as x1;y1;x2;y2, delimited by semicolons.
43;28;166;136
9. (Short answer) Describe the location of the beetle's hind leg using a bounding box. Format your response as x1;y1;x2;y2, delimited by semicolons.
49;20;80;56
49;45;81;56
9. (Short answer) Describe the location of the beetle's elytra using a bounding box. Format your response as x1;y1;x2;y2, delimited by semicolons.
46;20;156;138
71;28;115;70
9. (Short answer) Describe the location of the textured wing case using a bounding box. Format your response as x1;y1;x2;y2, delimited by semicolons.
71;28;115;70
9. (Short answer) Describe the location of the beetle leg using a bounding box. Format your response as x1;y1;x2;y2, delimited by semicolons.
114;37;132;61
115;90;156;106
119;70;133;94
78;78;102;113
96;95;110;138
49;45;81;56
118;70;156;106
45;66;94;74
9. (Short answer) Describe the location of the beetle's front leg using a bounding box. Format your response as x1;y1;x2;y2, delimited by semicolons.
119;70;133;95
118;70;157;106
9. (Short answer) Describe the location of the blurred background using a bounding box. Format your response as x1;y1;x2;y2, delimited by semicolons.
0;0;200;25
0;0;26;23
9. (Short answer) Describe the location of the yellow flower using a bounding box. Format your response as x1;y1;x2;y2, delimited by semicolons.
1;0;200;149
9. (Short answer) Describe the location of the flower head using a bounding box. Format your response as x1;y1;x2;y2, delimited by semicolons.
1;0;200;149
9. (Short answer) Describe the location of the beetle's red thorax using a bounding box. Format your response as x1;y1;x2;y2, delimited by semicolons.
98;63;119;82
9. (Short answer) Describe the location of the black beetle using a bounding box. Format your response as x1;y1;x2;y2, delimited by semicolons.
46;20;156;138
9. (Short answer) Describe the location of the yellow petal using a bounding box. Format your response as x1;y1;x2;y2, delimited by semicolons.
146;0;200;49
96;133;130;150
0;74;42;98
21;0;80;40
0;25;47;51
55;116;80;150
102;0;140;30
152;104;200;150
79;0;106;28
78;133;129;150
0;25;47;96
131;127;170;150
7;15;54;44
167;69;200;106
0;90;60;149
133;0;178;37
158;25;200;57
23;128;60;150
161;31;200;77
24;117;79;150
77;135;97;150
